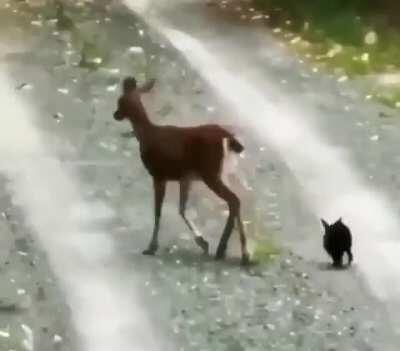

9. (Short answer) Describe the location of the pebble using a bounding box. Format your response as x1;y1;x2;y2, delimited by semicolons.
106;84;118;92
128;46;144;54
0;298;17;312
57;88;69;95
16;83;33;91
31;20;43;27
0;328;10;338
54;334;63;344
21;324;34;351
53;112;64;121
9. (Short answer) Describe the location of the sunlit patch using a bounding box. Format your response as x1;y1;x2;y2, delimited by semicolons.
128;46;144;54
0;69;159;351
57;88;69;95
364;31;378;45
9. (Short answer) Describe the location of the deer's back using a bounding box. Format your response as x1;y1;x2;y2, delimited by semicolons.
140;124;233;180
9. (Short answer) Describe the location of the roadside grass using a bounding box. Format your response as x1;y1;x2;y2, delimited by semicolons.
248;209;281;263
249;0;400;108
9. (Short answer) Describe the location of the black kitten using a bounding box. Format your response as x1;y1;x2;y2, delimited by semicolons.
321;218;353;268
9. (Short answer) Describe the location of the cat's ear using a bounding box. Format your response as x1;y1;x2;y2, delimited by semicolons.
321;218;329;231
335;217;343;224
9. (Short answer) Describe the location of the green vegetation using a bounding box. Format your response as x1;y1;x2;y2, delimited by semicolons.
79;38;110;70
253;238;281;263
29;1;111;71
248;209;281;263
251;0;400;108
55;1;75;31
56;3;110;70
374;87;400;108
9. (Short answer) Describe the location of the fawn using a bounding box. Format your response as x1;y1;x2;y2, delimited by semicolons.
113;77;250;265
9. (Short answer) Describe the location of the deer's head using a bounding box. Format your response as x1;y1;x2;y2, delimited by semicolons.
113;76;155;123
113;77;138;121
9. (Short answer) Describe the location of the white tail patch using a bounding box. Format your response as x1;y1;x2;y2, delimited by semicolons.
221;138;239;186
221;138;253;191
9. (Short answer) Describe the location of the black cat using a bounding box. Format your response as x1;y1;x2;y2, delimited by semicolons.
321;218;353;268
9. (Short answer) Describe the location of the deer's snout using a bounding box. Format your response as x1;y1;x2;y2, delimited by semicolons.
113;110;124;121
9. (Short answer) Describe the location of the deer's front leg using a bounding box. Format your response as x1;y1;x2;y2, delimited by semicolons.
143;178;166;255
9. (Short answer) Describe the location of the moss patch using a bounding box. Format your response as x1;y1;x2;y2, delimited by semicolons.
214;0;400;109
247;208;282;263
253;0;400;108
253;238;281;263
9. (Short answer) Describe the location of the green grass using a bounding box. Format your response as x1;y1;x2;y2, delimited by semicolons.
25;1;111;71
253;238;281;263
251;0;400;108
247;209;282;263
374;87;400;108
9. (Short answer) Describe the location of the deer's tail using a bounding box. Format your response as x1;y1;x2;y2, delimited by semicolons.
228;137;244;154
221;136;244;187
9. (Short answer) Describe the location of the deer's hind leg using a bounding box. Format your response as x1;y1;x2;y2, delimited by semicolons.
202;176;249;265
179;178;209;255
237;213;250;265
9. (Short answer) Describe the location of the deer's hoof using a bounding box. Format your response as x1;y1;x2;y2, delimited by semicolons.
215;250;226;261
203;247;210;256
195;236;209;255
240;254;251;266
142;247;157;256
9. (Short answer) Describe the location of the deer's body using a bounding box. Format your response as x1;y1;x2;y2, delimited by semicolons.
140;124;241;180
114;77;249;264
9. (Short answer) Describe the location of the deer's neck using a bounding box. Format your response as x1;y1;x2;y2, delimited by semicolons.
128;113;155;145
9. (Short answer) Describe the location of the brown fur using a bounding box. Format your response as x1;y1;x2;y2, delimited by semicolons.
113;77;249;265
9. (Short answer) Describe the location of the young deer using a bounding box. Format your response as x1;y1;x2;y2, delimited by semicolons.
113;77;250;265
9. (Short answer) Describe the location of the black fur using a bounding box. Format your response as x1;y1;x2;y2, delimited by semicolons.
321;218;353;268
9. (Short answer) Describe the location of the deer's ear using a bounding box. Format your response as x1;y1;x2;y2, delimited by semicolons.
122;77;137;93
138;78;155;93
321;218;329;230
